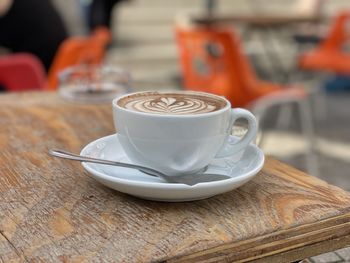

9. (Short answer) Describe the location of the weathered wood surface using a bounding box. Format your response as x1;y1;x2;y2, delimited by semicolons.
0;92;349;263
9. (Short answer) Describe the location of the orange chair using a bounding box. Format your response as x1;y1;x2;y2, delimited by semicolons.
176;25;307;107
299;11;350;74
0;53;46;91
176;25;318;175
47;26;112;89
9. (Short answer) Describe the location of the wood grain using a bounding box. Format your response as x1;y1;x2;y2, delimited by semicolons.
0;92;349;263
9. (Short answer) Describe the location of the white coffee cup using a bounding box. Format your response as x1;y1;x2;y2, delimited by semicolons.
113;91;258;176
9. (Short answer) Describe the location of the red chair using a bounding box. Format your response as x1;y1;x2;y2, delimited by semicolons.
47;26;112;90
0;53;46;92
176;25;318;175
299;11;350;74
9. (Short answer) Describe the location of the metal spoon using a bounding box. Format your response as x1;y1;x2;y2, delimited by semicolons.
48;149;231;186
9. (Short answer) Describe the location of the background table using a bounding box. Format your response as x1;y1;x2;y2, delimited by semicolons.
0;92;349;262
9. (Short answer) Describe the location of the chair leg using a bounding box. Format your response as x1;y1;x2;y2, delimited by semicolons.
313;87;328;121
275;104;293;130
298;98;319;177
300;72;328;122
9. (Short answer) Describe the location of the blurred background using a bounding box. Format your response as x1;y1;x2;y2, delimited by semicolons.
0;0;349;191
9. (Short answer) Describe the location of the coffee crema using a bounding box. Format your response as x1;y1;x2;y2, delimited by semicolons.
117;92;227;115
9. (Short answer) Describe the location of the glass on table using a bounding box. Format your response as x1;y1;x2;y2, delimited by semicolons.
58;65;132;103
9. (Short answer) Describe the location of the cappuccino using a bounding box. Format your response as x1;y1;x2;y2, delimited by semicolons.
117;91;227;115
113;90;258;175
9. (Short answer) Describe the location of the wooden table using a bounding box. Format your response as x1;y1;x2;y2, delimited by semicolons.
1;92;349;262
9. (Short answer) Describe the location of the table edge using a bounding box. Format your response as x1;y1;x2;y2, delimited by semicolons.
168;212;350;262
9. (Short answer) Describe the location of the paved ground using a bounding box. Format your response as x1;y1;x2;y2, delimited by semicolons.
303;247;350;263
55;0;350;261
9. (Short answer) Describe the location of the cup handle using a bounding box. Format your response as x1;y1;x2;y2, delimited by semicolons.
215;108;258;158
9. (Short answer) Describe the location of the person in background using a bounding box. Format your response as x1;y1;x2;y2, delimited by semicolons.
79;0;128;32
0;0;68;71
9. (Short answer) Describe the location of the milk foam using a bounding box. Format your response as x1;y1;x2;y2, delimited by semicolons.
118;92;226;115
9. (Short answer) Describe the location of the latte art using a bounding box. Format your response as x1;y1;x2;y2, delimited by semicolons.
126;96;216;114
118;92;226;115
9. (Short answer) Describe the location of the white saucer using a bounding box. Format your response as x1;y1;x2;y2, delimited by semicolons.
80;134;265;202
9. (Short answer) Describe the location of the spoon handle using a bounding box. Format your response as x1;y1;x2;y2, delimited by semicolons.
48;149;162;177
49;149;231;186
